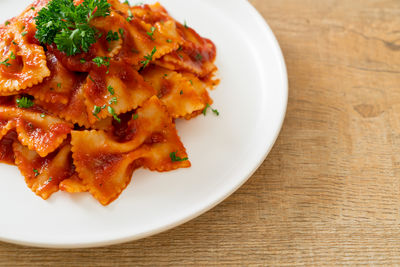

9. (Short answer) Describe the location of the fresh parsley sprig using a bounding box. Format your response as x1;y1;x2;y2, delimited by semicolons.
35;0;111;56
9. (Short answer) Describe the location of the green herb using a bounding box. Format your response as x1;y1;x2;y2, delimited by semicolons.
170;151;188;162
127;9;134;22
10;52;15;60
118;28;124;38
123;0;130;5
21;31;28;37
140;47;156;70
177;45;183;51
147;26;156;40
31;6;35;10
34;0;111;56
5;21;10;26
92;56;110;67
40;113;46;118
166;39;172;43
0;58;11;67
183;20;188;28
202;103;219;116
132;113;139;120
180;90;183;95
189;80;193;85
88;75;95;82
57;83;61;88
48;177;52;182
12;41;17;45
108;97;117;105
178;54;183;59
164;74;168;77
92;105;102;119
22;26;26;30
33;169;39;177
80;58;86;64
106;30;119;42
107;85;114;95
16;97;34;108
107;106;121;122
195;53;203;61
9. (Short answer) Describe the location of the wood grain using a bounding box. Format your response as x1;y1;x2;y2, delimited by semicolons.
1;0;400;265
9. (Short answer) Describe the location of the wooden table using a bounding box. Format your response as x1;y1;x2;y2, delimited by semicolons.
1;0;400;265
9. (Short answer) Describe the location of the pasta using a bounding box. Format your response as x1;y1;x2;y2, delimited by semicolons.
0;0;218;205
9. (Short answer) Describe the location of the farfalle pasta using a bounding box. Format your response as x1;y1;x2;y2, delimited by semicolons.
0;0;218;205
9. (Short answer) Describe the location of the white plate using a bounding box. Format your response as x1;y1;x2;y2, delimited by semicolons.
0;0;287;248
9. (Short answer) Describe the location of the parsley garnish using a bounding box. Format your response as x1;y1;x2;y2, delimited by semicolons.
92;105;103;119
106;30;119;42
180;90;183;95
127;9;134;22
33;169;39;177
140;47;156;70
92;56;110;67
195;53;203;61
132;113;139;120
107;106;121;123
170;152;188;162
12;41;17;45
16;97;34;108
108;97;117;105
10;52;15;59
202;104;219;116
21;31;28;37
166;39;172;43
31;6;35;10
80;58;86;64
147;26;156;40
183;20;188;28
107;85;114;95
48;177;52;182
118;28;124;38
0;58;10;67
123;0;130;5
5;21;10;26
34;0;111;56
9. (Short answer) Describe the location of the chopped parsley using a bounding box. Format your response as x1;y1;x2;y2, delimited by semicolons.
189;80;193;85
12;41;17;45
0;58;11;67
92;56;110;67
118;28;124;38
147;26;156;40
10;52;15;59
21;31;28;37
170;151;188;162
34;0;111;56
92;105;103;119
80;58;86;64
16;97;34;108
123;0;130;5
202;103;219;116
108;97;117;105
57;83;61;88
195;53;203;61
127;9;134;22
132;113;139;120
48;177;52;182
166;39;172;43
4;21;10;26
183;20;188;28
107;85;114;95
33;169;39;177
140;47;156;70
107;106;121;123
180;90;183;95
106;30;119;42
31;6;35;10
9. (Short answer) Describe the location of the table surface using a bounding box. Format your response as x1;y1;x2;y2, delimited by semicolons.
2;0;400;265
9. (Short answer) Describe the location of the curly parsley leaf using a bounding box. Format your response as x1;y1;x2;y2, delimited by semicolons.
170;151;188;162
35;0;111;56
16;97;34;108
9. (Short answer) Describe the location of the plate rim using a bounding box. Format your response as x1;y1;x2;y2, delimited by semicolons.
0;0;288;248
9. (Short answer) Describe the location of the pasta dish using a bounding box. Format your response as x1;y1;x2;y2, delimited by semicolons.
0;0;218;205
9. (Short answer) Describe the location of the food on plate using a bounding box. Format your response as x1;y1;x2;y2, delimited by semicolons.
0;0;218;205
